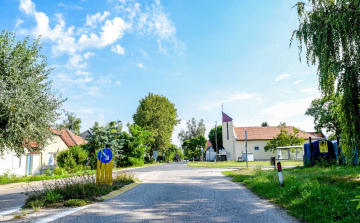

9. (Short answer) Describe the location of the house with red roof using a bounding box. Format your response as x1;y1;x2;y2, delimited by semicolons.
0;129;87;176
221;112;325;161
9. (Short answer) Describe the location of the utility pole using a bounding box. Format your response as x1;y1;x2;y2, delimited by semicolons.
215;121;218;162
245;130;248;168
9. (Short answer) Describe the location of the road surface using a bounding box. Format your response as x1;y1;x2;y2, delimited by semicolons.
0;161;298;222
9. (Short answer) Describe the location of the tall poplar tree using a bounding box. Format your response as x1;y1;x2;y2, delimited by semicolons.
0;31;65;157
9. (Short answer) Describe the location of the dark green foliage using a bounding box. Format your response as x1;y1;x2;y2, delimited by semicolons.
52;167;68;175
208;125;223;151
44;168;53;176
224;166;360;222
305;94;341;137
0;30;65;157
133;93;180;154
182;135;207;159
291;1;360;157
264;122;305;152
57;112;82;135
178;118;206;146
85;122;125;168
64;199;87;207
56;145;89;173
261;122;269;127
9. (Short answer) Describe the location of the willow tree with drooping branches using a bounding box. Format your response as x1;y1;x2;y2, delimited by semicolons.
291;1;360;157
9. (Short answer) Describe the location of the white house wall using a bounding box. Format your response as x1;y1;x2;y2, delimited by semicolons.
0;152;26;176
41;136;68;167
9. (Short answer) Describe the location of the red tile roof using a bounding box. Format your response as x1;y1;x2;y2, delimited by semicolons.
50;129;88;148
206;141;212;149
233;126;319;141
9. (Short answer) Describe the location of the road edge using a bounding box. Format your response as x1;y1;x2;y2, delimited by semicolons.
99;182;142;201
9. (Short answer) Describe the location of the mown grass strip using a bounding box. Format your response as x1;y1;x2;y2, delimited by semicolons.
223;166;360;222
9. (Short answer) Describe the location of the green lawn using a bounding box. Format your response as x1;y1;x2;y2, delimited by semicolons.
186;160;303;168
0;162;162;185
223;166;360;222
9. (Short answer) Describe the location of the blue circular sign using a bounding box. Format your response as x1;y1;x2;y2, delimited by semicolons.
97;148;113;164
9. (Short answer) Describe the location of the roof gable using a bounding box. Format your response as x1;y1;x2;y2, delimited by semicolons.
233;126;318;140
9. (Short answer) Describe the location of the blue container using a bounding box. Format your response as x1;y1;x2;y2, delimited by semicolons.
303;140;336;165
331;141;359;165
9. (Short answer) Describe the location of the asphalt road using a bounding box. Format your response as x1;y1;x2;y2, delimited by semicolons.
1;162;299;222
55;161;297;223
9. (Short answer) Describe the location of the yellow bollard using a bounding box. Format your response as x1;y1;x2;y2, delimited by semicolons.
96;159;100;184
101;163;105;184
109;159;113;185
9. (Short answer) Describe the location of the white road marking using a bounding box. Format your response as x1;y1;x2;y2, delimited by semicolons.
36;204;94;223
0;207;21;216
139;174;148;180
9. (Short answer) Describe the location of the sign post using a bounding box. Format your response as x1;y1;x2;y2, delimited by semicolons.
277;162;284;186
97;148;113;185
245;130;248;168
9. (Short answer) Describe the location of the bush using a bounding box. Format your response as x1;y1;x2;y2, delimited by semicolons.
65;199;87;207
128;157;144;166
44;168;53;176
53;167;68;176
56;145;90;173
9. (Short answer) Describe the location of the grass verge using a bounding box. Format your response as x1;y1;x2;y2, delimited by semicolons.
223;166;360;222
0;162;162;185
23;172;136;209
187;160;303;168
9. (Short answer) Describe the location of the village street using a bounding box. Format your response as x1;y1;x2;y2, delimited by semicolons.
0;162;298;223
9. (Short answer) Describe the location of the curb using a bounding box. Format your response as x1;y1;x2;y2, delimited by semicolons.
99;182;142;201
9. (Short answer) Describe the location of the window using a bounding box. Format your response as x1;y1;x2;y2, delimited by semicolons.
48;153;55;165
255;146;259;151
227;123;229;140
12;155;21;168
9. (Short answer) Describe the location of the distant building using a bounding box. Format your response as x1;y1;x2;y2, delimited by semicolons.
221;112;325;161
79;130;93;140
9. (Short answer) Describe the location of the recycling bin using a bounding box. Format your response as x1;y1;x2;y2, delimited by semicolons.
304;140;336;165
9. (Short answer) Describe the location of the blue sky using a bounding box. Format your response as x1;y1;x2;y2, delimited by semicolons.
1;0;321;145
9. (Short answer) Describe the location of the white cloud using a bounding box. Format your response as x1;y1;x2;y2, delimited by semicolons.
137;63;143;68
58;74;93;84
301;88;318;93
19;0;35;15
99;113;104;119
260;96;317;118
199;92;256;110
155;0;161;5
115;81;121;85
157;39;166;54
75;70;91;75
140;49;147;56
15;18;24;29
83;51;95;59
111;44;125;54
294;80;302;84
94;78;112;84
58;3;83;10
275;74;291;81
85;11;110;27
88;86;100;96
67;54;88;69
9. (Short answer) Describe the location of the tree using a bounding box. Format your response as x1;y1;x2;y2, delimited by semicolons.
328;132;337;141
182;135;207;159
261;122;269;127
264;122;305;153
120;123;154;167
178;118;206;146
57;112;82;135
0;31;65;157
133;93;180;155
85;122;125;167
291;1;360;154
208;125;223;152
305;94;341;137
